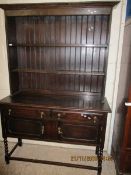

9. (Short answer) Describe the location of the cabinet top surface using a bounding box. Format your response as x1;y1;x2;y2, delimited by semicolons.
0;93;111;113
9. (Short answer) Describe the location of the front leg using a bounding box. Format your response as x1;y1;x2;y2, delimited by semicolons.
18;138;22;146
4;137;10;164
95;145;99;155
97;146;103;175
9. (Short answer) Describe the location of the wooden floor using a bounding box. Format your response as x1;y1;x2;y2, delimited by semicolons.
0;141;116;175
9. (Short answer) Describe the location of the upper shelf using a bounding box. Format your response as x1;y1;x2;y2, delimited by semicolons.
8;43;108;48
11;68;105;76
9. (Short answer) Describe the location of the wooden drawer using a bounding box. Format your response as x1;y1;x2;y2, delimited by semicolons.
53;111;102;125
6;117;44;138
58;121;98;144
4;107;49;120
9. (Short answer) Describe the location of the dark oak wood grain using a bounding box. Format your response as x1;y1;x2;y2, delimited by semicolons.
0;3;113;175
6;13;110;97
0;93;111;112
0;2;118;11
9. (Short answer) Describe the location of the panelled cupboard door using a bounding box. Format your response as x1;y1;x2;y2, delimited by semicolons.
6;117;44;138
58;121;98;144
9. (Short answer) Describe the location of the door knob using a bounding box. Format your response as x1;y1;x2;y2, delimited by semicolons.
125;102;131;106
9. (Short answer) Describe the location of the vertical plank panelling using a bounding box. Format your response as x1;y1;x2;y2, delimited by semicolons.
65;16;70;71
101;15;109;45
7;13;110;96
60;16;66;71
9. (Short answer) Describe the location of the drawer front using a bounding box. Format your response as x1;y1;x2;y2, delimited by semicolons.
4;108;49;120
54;111;102;125
58;122;98;144
6;118;44;138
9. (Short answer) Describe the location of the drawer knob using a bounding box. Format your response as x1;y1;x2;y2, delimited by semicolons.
58;127;63;135
57;113;61;117
87;116;91;120
57;113;61;120
81;114;92;119
83;114;87;118
8;109;11;116
41;112;45;119
41;125;45;135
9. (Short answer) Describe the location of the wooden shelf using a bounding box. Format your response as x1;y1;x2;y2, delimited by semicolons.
7;10;110;97
8;43;108;48
11;69;105;76
16;89;102;97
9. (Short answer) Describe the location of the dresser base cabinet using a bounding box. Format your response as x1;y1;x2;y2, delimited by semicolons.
0;94;110;175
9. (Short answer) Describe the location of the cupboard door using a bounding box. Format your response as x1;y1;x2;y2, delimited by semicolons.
6;118;44;138
58;122;98;145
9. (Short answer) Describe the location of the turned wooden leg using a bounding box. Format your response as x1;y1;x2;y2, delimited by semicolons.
97;147;103;175
95;145;99;155
4;138;10;164
18;138;22;146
